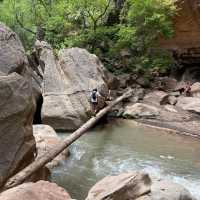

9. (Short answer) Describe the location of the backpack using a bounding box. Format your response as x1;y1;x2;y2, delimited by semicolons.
91;91;97;102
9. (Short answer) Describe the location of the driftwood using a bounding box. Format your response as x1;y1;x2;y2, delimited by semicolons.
3;90;132;190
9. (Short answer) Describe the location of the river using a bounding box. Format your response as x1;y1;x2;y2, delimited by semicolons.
51;119;200;200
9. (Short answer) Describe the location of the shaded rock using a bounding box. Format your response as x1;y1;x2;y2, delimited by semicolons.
118;74;135;89
129;88;145;103
191;82;200;97
123;103;160;119
177;97;200;113
35;41;108;131
86;172;151;200
136;77;150;88
144;91;169;106
0;23;29;76
152;77;178;92
0;23;35;187
0;181;73;200
137;179;195;200
160;0;200;65
33;125;69;169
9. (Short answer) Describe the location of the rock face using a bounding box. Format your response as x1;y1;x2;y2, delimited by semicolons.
177;97;200;113
160;0;200;65
86;172;151;200
0;181;72;200
33;125;69;169
35;41;108;131
137;179;195;200
0;23;35;187
123;103;160;119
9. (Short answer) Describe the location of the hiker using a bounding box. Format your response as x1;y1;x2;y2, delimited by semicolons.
90;88;102;114
184;81;191;96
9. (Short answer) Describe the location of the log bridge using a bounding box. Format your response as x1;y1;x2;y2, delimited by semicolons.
3;90;133;190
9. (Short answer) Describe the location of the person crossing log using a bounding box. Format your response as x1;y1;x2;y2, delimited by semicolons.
3;89;133;191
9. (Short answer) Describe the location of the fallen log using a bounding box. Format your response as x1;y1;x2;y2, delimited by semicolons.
3;89;133;190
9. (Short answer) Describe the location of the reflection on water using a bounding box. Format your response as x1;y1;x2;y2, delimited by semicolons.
51;120;200;200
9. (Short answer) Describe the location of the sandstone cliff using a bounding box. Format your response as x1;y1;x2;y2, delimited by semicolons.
160;0;200;64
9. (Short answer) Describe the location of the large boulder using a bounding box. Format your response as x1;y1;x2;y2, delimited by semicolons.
33;125;69;169
191;82;200;97
123;103;160;119
0;23;35;187
36;41;109;131
144;91;169;106
86;172;151;200
177;97;200;113
136;179;195;200
0;181;73;200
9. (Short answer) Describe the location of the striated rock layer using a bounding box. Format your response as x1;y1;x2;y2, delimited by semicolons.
0;23;35;187
35;41;109;131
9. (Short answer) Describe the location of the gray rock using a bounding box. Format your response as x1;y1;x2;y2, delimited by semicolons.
0;73;35;187
177;97;200;113
0;23;35;187
33;125;69;169
36;41;108;131
137;179;195;200
167;96;178;105
0;23;29;76
123;103;160;119
144;91;169;106
191;82;200;98
86;172;151;200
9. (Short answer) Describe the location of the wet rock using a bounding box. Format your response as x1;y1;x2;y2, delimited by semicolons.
86;172;151;200
136;179;195;200
0;23;35;187
191;82;200;97
144;91;169;106
36;41;108;131
123;103;160;119
177;97;200;113
0;181;73;200
33;125;69;169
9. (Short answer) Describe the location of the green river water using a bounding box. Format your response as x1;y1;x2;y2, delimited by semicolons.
51;119;200;200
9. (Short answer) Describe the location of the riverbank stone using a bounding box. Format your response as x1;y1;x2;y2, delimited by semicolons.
177;97;200;113
123;103;160;119
86;172;151;200
136;179;196;200
0;181;73;200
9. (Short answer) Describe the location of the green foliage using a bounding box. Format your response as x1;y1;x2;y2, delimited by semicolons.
0;0;177;76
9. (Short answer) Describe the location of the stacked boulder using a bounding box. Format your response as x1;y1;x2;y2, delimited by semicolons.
0;23;36;187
